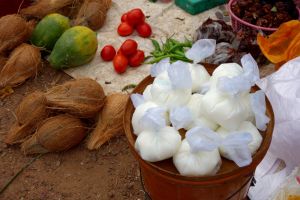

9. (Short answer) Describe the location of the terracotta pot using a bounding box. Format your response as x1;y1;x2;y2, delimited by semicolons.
123;64;274;200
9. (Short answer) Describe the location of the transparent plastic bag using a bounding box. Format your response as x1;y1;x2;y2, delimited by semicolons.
139;107;167;131
131;101;159;136
151;63;192;109
135;126;182;162
185;39;216;64
150;58;170;77
186;126;222;152
250;90;270;131
273;167;300;200
201;89;251;131
186;126;253;167
217;54;259;96
241;53;259;85
255;56;300;172
170;106;193;130
188;63;210;93
167;61;192;90
221;132;253;167
130;93;145;108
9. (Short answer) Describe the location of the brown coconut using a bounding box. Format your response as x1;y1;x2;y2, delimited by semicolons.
21;114;87;155
0;14;35;54
45;78;106;118
73;0;112;30
58;0;85;19
20;0;75;19
4;92;48;145
0;55;7;71
87;93;128;150
0;43;42;89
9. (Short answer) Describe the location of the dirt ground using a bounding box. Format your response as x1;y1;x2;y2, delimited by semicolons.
0;64;144;200
0;61;274;200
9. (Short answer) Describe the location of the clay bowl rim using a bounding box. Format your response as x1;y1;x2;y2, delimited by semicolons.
123;64;274;184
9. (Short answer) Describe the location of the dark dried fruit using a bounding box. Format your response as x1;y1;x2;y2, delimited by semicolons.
195;18;235;43
256;18;269;27
231;0;298;29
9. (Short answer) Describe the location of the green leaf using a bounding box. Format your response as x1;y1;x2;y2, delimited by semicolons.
151;39;161;52
122;84;137;92
271;6;277;12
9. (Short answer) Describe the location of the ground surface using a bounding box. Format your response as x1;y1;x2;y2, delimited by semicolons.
0;64;144;200
0;61;274;200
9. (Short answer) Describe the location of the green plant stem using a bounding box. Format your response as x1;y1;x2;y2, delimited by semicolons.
0;154;43;195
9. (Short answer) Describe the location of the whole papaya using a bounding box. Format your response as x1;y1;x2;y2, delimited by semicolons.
49;26;98;69
30;13;70;50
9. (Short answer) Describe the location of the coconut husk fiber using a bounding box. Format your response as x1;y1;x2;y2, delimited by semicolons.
0;43;42;90
73;0;112;30
0;14;35;54
20;0;75;19
87;93;128;150
45;78;106;118
58;0;85;20
0;55;7;70
4;92;48;145
21;114;87;155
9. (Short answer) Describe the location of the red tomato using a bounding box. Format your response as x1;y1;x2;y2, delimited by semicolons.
136;22;152;38
120;39;138;56
117;22;133;36
129;50;145;67
100;45;116;61
113;52;128;74
121;13;128;22
127;8;145;26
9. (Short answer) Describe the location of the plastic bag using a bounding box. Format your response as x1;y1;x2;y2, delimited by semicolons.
187;117;219;131
186;126;253;167
255;56;300;173
186;126;222;152
140;107;167;131
167;61;192;90
132;101;159;135
249;57;300;200
170;106;193;130
188;63;210;93
257;20;300;65
250;90;270;131
143;84;152;101
173;139;221;176
131;93;145;108
221;132;253;167
217;121;262;155
273;167;300;200
217;54;259;96
241;53;259;85
201;89;251;131
184;94;219;130
135;126;182;162
185;39;216;64
151;65;192;109
150;58;170;77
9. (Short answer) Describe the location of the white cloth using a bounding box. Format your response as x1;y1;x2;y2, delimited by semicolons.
64;0;219;94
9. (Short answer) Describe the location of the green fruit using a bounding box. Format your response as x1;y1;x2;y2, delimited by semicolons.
30;13;70;50
49;26;98;69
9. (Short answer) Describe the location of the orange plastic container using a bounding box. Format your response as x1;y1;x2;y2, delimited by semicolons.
123;64;274;200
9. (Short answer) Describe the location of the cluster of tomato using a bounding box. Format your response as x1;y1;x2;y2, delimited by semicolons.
101;39;145;73
100;8;151;74
118;8;152;38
